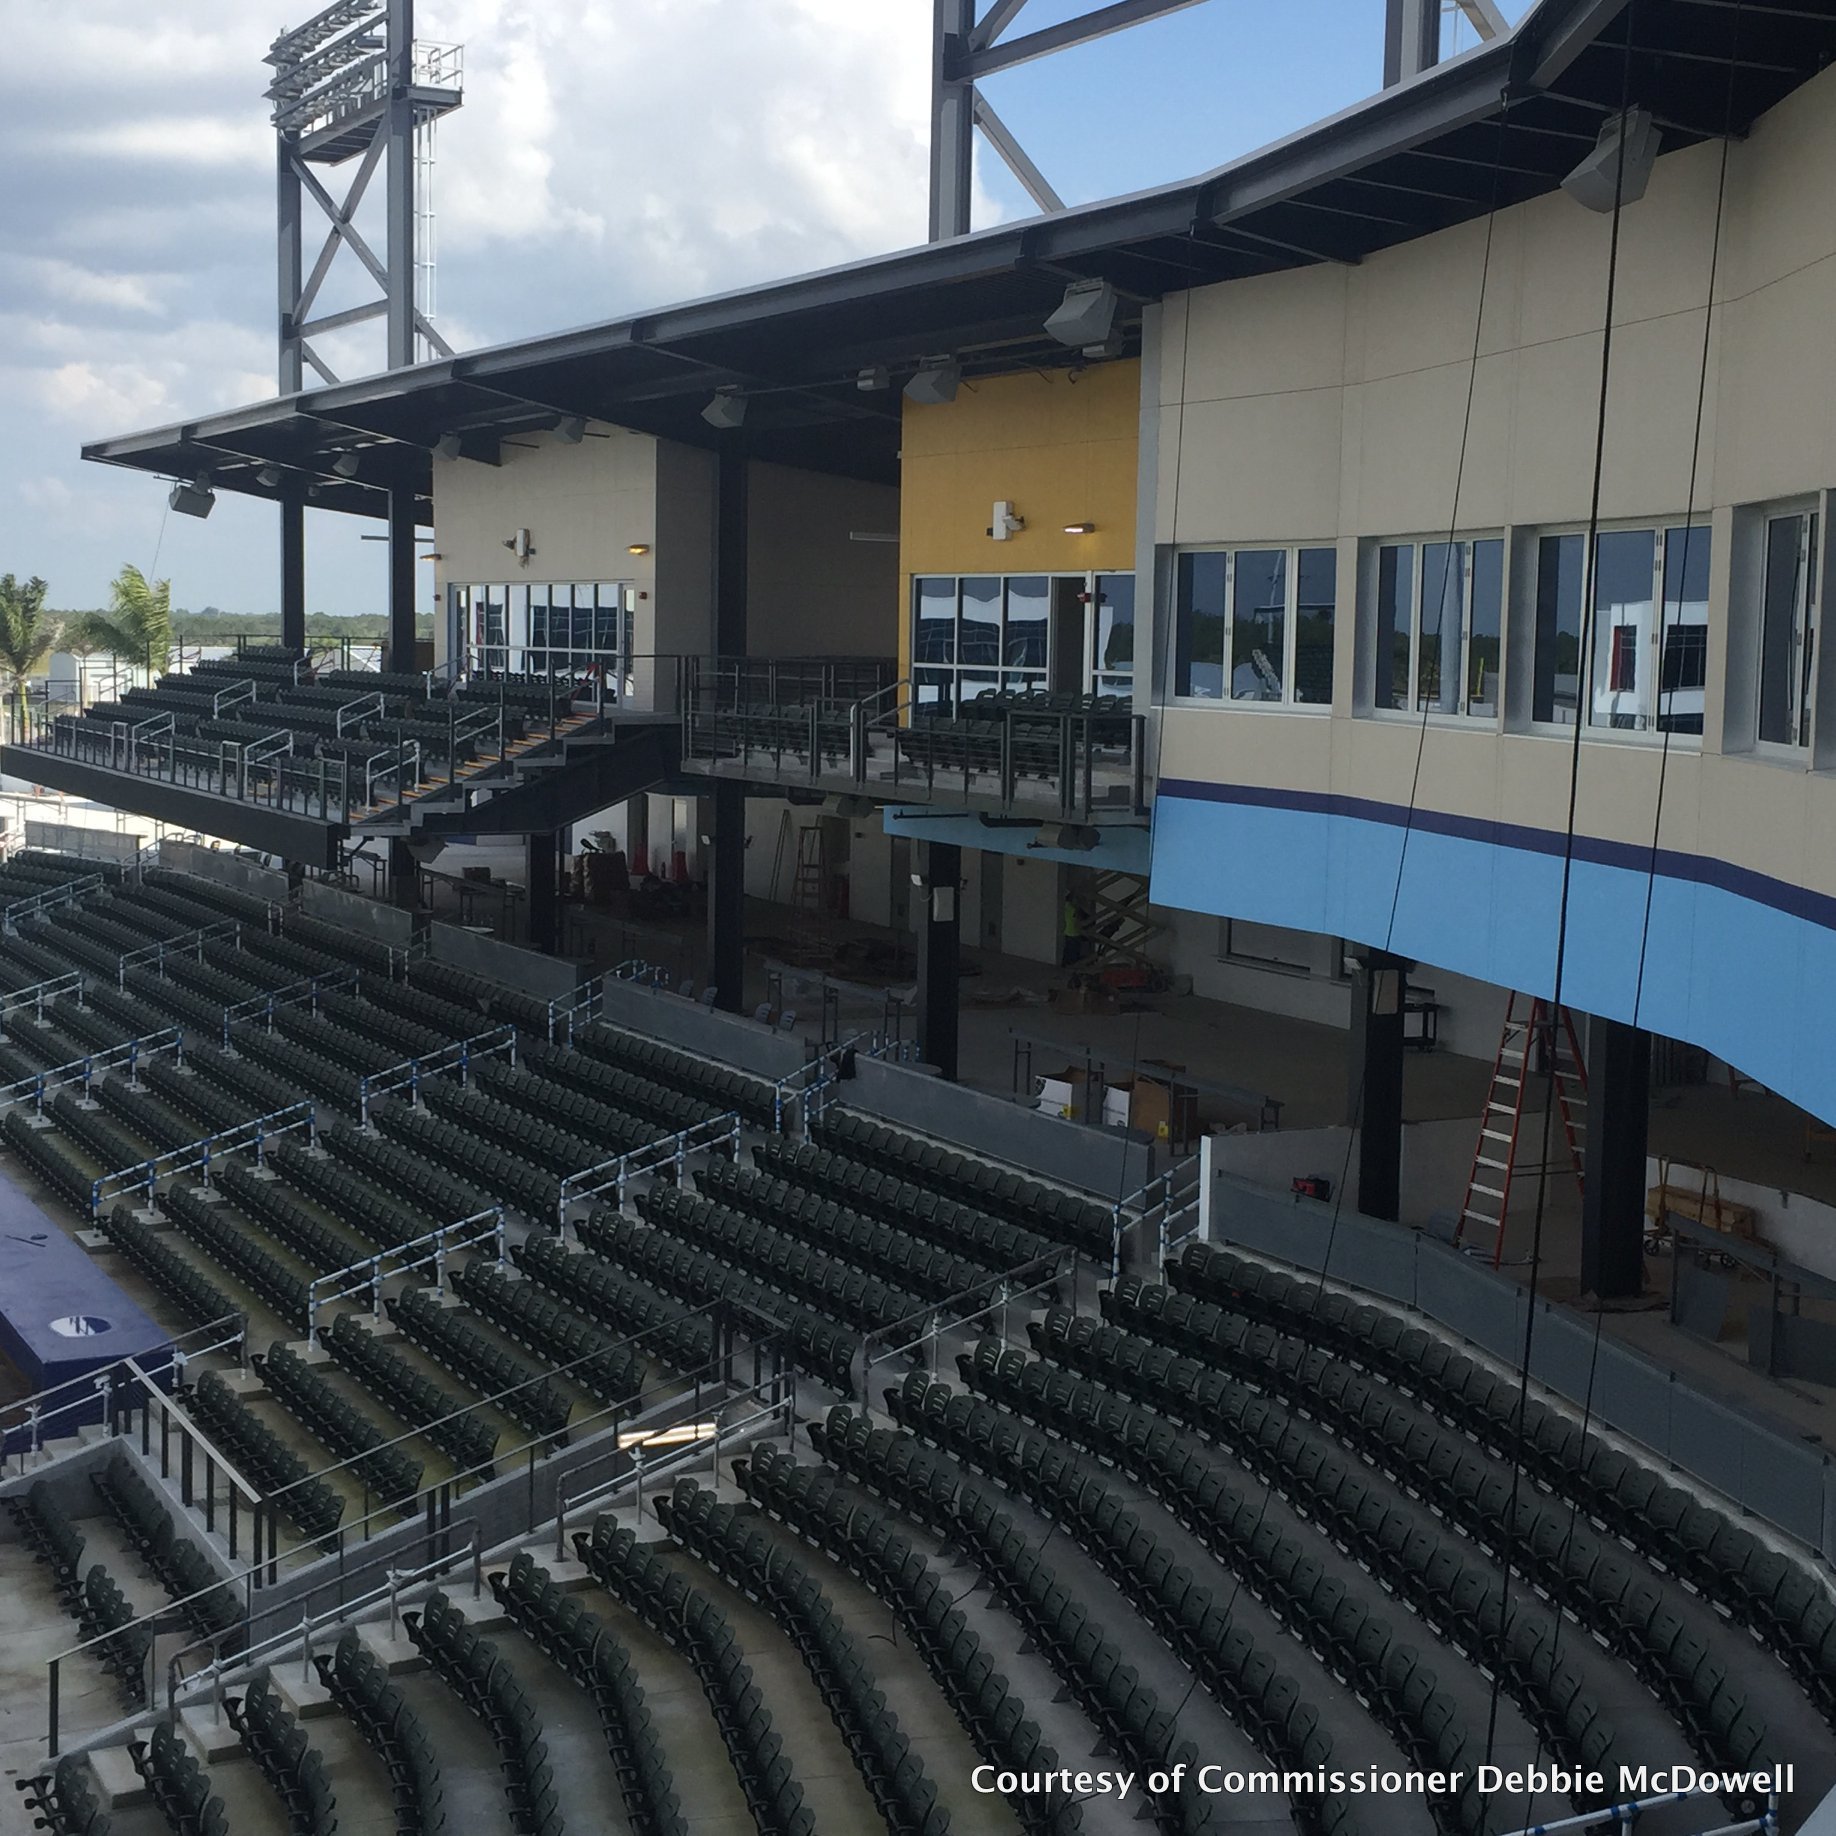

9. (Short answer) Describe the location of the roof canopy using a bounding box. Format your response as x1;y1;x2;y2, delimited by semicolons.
83;0;1836;519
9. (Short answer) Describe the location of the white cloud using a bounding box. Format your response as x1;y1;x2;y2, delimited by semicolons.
20;258;164;317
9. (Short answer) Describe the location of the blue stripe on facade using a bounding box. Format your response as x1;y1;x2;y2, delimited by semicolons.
1150;780;1836;1127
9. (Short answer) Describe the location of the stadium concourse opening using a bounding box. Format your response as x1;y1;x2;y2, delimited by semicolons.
8;0;1836;1833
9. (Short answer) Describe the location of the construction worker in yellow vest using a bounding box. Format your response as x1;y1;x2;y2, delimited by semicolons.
1062;888;1087;966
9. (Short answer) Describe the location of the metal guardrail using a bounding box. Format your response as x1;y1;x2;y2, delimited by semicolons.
1;1312;246;1474
545;980;601;1045
0;970;84;1025
356;1023;517;1127
306;1205;506;1347
1;874;104;931
0;1027;184;1114
1110;1150;1202;1277
1495;1787;1779;1836
116;917;241;987
219;967;362;1046
211;680;257;718
335;691;385;736
89;1100;318;1217
555;1112;742;1233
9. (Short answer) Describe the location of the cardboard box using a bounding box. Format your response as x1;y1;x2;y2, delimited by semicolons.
1123;1064;1199;1148
1037;1067;1129;1128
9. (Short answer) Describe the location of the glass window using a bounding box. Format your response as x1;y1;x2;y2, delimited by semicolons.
1374;545;1413;712
1657;528;1709;735
1589;529;1656;729
1003;577;1049;672
1231;550;1287;700
1533;533;1584;725
1094;574;1135;692
1758;511;1818;748
1174;552;1228;699
1418;542;1463;715
959;577;1000;668
1294;548;1336;706
1469;539;1503;718
1371;537;1498;719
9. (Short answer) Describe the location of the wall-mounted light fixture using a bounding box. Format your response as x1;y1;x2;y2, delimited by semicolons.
256;465;284;489
554;415;587;444
988;500;1024;541
330;452;361;478
1063;521;1096;536
627;543;651;556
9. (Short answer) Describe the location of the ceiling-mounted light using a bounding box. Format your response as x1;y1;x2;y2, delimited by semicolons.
168;479;216;519
331;451;361;478
904;359;961;406
627;543;651;556
856;365;889;392
256;465;284;488
433;433;464;461
1063;521;1096;536
1562;106;1660;213
701;389;747;429
554;415;587;444
1045;277;1119;353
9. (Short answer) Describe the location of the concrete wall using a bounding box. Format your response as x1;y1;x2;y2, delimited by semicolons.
843;1055;1151;1196
1147;61;1836;1124
597;977;806;1079
300;881;414;945
1210;1116;1478;1228
746;462;900;659
160;841;289;905
427;920;586;998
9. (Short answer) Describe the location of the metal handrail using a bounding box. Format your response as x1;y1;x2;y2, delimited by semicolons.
1;1313;246;1474
544;980;601;1045
220;967;361;1046
0;970;84;1025
90;1100;318;1217
0;1027;184;1114
2;874;104;929
210;680;258;718
116;917;241;987
356;1023;517;1126
555;1111;741;1232
1109;1150;1202;1278
1495;1788;1779;1836
306;1206;506;1346
335;691;385;736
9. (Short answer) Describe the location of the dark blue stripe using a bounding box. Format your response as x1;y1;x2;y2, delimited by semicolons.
1157;777;1836;935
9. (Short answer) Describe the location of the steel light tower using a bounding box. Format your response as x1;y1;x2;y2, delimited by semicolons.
270;0;464;389
929;0;1512;241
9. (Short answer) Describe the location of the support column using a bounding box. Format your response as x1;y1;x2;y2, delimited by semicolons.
526;830;559;954
1348;948;1409;1221
705;780;745;1011
1383;0;1440;85
387;839;417;911
280;497;306;655
1581;1018;1651;1300
916;842;962;1081
384;0;418;372
387;488;418;675
929;0;976;240
625;793;651;877
713;444;748;658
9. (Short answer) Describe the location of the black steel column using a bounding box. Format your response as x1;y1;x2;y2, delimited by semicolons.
387;488;418;674
1581;1018;1651;1299
916;841;962;1081
280;498;306;654
1348;948;1409;1221
713;443;748;658
526;830;559;954
387;840;417;911
705;781;745;1010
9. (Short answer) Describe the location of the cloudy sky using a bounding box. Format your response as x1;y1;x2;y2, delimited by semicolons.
0;0;1508;619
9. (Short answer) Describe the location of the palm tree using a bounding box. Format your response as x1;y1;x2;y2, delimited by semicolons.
82;563;173;686
0;574;58;744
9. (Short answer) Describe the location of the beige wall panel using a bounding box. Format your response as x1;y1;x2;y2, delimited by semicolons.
1697;754;1812;888
1715;266;1836;507
1346;359;1486;537
1595;309;1720;520
1349;215;1492;387
1170;390;1343;544
746;463;899;658
1499;333;1607;525
652;440;716;666
1723;72;1836;297
1181;265;1348;402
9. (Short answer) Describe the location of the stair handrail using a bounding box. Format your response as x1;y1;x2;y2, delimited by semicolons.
210;679;258;718
545;979;601;1044
305;1205;506;1347
362;739;421;809
555;1110;742;1233
116;917;242;988
89;1099;318;1217
240;728;295;767
130;710;175;744
334;690;386;736
1110;1150;1203;1276
0;1026;184;1115
356;1022;518;1127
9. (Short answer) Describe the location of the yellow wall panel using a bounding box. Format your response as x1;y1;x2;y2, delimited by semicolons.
898;364;1141;675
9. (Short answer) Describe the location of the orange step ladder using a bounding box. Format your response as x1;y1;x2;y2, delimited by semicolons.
1456;993;1588;1265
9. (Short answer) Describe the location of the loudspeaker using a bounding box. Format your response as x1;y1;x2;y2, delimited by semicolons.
1045;277;1118;350
1561;107;1659;214
168;482;215;519
903;362;961;406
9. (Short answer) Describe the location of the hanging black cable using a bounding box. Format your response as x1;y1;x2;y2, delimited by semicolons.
1492;6;1744;1827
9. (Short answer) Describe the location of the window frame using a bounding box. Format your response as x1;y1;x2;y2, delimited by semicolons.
1365;531;1506;725
1524;518;1712;743
1753;501;1820;758
1169;542;1338;710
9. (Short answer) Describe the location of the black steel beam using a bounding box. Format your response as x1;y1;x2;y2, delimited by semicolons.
952;0;1205;80
280;497;306;652
387;487;417;672
705;779;746;1013
1349;948;1410;1222
916;841;962;1081
1581;1018;1651;1300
